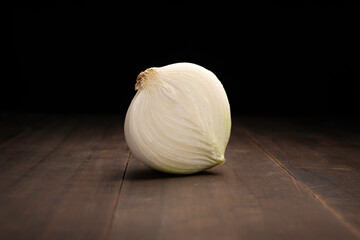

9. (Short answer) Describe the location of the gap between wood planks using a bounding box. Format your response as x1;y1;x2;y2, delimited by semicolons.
103;151;131;240
242;127;360;239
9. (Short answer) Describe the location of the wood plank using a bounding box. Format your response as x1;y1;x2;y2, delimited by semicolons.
0;113;46;145
0;117;80;191
108;122;358;240
240;117;360;238
0;122;23;144
0;116;129;240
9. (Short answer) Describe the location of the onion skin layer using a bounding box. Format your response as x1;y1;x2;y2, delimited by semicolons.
124;63;231;174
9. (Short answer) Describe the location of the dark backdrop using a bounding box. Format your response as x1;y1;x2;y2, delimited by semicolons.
9;1;360;116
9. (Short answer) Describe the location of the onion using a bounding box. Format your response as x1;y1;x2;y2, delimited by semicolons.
124;63;231;174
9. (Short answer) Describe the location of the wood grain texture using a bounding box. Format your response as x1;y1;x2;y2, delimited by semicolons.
0;123;23;145
0;115;359;240
240;117;360;238
0;116;129;240
0;114;45;145
108;123;358;240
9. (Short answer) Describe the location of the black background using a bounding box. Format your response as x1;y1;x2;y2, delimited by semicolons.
9;1;360;117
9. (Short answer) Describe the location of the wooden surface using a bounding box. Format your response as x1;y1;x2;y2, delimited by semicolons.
0;115;359;240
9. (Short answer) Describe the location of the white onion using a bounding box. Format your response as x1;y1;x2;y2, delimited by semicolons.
124;63;231;174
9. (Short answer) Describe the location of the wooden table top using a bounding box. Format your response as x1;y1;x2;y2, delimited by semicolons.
0;115;359;240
